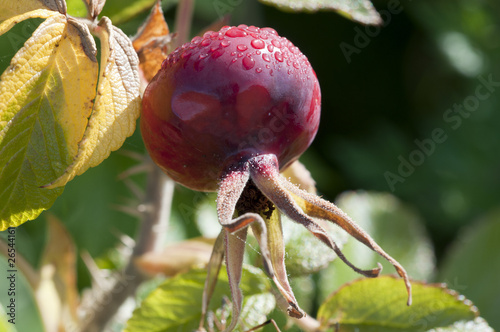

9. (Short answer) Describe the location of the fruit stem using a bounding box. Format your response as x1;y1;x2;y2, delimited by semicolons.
174;0;195;47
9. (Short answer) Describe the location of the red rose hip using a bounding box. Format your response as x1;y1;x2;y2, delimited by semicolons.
141;24;321;191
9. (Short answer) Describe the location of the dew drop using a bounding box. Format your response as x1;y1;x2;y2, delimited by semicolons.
262;53;271;62
238;24;248;30
201;38;211;47
237;44;248;51
271;39;281;48
242;56;255;70
256;67;262;73
261;27;277;35
248;25;259;32
293;61;300;69
274;52;284;62
199;53;208;60
251;39;265;49
232;58;238;63
226;27;247;38
231;51;236;56
256;50;261;55
191;36;202;44
212;49;224;59
237;53;244;58
267;44;274;52
221;40;231;47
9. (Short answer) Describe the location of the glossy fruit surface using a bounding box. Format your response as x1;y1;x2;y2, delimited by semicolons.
141;25;321;191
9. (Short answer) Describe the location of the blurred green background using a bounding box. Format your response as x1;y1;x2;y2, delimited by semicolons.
2;0;499;330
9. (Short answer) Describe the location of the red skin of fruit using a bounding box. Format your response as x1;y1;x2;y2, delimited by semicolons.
141;25;321;191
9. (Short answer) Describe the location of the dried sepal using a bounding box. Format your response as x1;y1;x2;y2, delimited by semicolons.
250;155;382;278
257;209;304;318
281;177;412;305
224;228;248;332
200;231;225;330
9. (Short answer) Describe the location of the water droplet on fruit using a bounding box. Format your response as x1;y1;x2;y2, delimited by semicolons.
232;58;237;63
212;49;224;59
242;56;255;70
265;64;270;69
261;27;277;35
262;53;271;62
251;39;265;49
199;53;208;60
271;39;281;48
191;36;202;44
238;24;248;29
256;67;262;73
237;44;248;51
237;53;243;57
201;38;211;47
226;27;247;38
293;62;300;69
248;25;259;32
221;40;231;47
256;50;261;55
267;44;274;52
231;51;236;56
274;52;284;62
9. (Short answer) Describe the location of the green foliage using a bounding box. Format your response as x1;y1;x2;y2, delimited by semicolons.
317;276;479;332
125;266;273;332
439;209;500;330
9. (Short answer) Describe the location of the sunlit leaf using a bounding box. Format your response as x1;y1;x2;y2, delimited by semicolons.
0;0;66;21
438;209;500;330
317;276;480;332
0;12;99;230
125;266;273;332
47;16;141;188
259;0;382;25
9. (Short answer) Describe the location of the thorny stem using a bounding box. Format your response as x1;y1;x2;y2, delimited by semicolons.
79;160;174;332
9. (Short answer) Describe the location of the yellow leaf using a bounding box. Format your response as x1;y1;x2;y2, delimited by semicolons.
0;13;99;229
0;0;66;21
46;16;141;188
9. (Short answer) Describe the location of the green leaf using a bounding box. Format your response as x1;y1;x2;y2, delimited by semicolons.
317;276;479;332
125;265;274;332
0;253;45;332
319;191;435;300
0;11;98;230
46;17;141;188
259;0;382;25
438;209;500;331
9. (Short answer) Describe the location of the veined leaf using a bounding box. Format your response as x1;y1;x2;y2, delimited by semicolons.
47;17;141;188
0;11;99;230
0;0;66;21
259;0;382;25
317;276;480;332
125;266;273;332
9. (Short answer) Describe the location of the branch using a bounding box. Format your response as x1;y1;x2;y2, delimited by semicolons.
79;160;174;332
